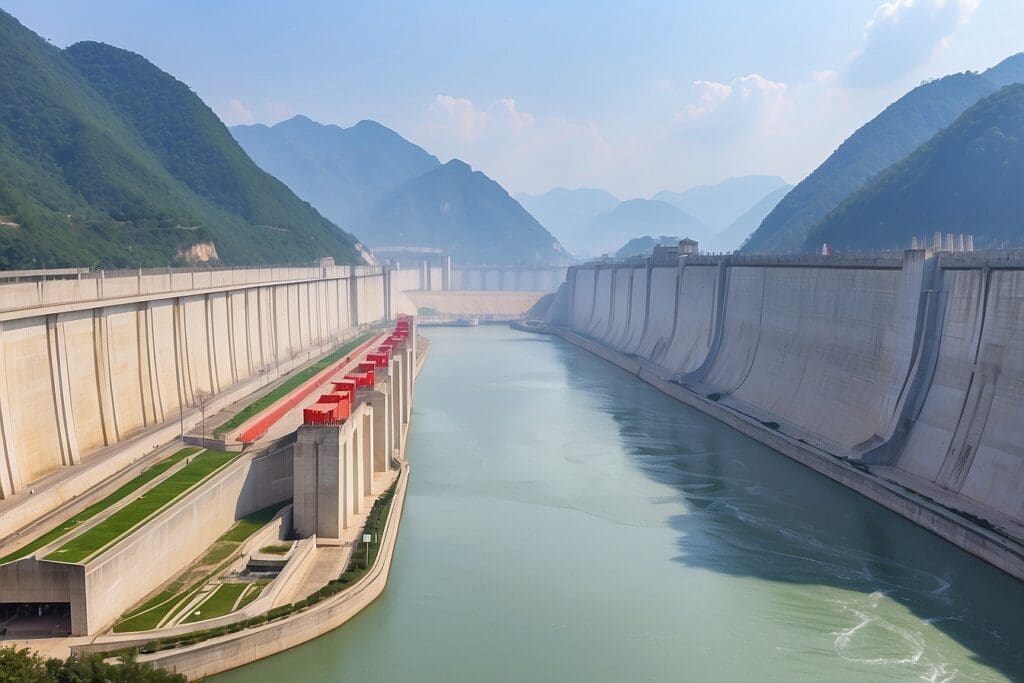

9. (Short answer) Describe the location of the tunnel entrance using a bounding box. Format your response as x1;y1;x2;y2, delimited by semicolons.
0;602;71;639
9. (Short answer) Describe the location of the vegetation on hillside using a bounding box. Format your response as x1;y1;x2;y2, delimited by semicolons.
743;73;998;253
0;10;362;268
807;85;1024;251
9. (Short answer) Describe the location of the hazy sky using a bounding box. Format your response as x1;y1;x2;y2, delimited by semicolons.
3;0;1022;198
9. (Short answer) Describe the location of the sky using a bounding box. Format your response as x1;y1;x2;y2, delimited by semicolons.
3;0;1022;199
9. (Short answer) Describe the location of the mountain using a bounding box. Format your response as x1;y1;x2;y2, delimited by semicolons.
705;185;791;253
514;188;620;256
807;85;1024;251
615;235;680;258
231;116;440;228
653;175;788;232
588;199;709;255
356;159;569;265
0;11;363;268
743;72;1000;253
983;52;1024;88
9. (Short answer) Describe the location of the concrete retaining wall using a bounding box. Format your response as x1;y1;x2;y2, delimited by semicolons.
0;266;419;502
558;250;1024;571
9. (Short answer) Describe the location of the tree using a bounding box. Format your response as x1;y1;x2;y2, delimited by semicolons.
0;647;184;682
192;389;212;439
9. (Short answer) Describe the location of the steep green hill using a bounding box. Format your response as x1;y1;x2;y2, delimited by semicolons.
357;159;569;265
589;199;709;255
0;10;362;268
743;72;999;253
807;85;1024;251
231;115;440;227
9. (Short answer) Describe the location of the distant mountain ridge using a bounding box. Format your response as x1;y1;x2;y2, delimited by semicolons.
807;85;1024;251
0;10;363;268
744;52;1024;253
707;184;791;253
615;235;680;258
231;116;440;227
589;199;709;255
515;187;620;256
357;159;569;266
653;175;788;233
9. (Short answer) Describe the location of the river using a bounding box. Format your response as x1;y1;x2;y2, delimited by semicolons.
215;326;1023;682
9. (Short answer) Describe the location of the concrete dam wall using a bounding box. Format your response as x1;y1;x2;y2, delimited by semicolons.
0;265;423;501
551;250;1024;575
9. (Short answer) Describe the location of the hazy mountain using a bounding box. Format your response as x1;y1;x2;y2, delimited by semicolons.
589;199;709;255
654;175;788;232
743;72;1001;253
357;160;569;265
807;85;1024;251
705;185;791;253
231;116;440;227
615;235;680;258
0;11;363;268
983;52;1024;88
515;187;620;256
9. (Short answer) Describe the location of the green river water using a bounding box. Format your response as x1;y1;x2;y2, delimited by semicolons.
215;326;1023;682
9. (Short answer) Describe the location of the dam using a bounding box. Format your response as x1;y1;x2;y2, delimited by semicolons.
213;326;1024;683
541;246;1024;581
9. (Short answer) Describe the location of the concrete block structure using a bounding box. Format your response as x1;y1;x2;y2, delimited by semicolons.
293;404;372;541
0;256;425;636
293;318;416;544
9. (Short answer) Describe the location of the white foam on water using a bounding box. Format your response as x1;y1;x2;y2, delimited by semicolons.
832;592;926;666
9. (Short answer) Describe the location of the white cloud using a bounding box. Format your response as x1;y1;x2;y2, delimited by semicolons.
845;0;980;87
221;98;255;125
416;95;613;194
672;74;791;134
811;69;840;84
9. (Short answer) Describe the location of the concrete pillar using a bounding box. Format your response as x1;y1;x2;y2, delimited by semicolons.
343;434;356;521
0;323;24;498
349;271;360;326
362;386;392;473
441;255;452;291
361;410;375;494
143;302;165;424
391;353;405;456
293;425;343;540
93;309;119;444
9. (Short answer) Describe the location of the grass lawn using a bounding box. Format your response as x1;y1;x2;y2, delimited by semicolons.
113;502;286;633
237;581;269;610
182;582;249;623
0;447;201;565
258;544;291;555
45;450;237;564
214;332;374;436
